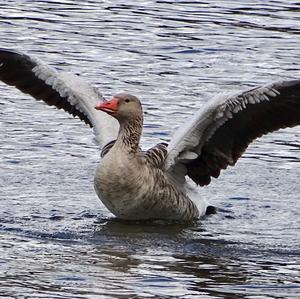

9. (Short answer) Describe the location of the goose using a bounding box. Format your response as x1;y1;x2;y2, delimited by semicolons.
0;48;299;221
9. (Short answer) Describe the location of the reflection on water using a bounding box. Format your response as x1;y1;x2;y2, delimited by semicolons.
0;0;300;298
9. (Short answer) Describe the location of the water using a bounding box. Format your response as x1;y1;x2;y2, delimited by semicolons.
0;1;300;298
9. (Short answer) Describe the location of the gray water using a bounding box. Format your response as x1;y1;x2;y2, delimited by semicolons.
0;1;300;298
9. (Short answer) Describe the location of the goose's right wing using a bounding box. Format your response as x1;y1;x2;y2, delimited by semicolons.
0;49;118;148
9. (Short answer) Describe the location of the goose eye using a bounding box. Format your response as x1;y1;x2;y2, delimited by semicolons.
124;99;130;103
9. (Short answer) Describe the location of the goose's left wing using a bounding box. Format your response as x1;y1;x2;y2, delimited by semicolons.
165;80;300;186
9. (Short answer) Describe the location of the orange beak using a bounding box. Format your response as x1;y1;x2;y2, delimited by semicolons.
95;98;118;114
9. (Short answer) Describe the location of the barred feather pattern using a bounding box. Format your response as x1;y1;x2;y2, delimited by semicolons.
119;116;143;152
145;142;168;168
100;140;116;158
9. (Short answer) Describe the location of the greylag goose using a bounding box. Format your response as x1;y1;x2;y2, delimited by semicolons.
0;49;300;221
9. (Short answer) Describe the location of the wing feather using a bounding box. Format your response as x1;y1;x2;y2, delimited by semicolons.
165;80;300;186
0;49;118;148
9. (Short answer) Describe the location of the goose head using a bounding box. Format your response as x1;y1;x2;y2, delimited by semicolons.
95;93;142;121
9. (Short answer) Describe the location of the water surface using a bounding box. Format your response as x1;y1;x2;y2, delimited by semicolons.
0;1;299;298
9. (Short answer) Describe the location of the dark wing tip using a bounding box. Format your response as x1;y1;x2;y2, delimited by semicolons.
0;48;93;127
275;79;300;88
0;49;36;85
0;48;23;57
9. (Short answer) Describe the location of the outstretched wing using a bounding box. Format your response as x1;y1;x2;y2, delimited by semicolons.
0;49;118;148
165;80;300;186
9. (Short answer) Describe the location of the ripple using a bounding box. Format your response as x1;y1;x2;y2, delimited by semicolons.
0;0;300;298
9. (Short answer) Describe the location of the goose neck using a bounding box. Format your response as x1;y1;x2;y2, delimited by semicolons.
116;116;143;152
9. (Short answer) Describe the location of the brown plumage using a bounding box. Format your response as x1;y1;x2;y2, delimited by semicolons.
94;94;199;220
